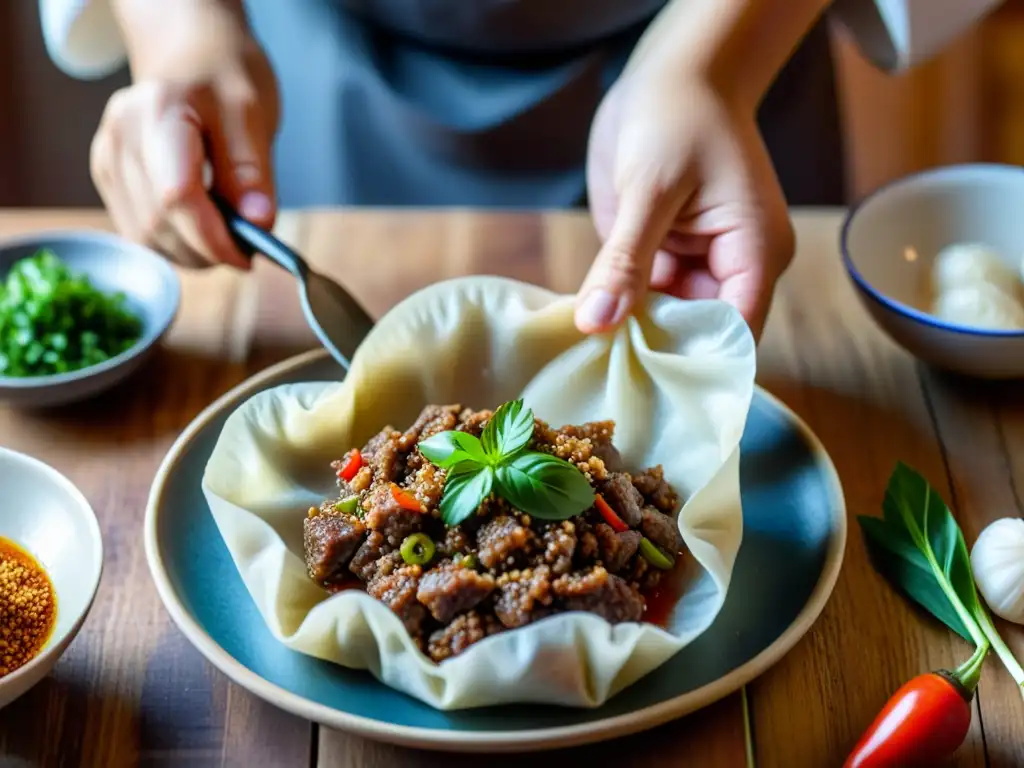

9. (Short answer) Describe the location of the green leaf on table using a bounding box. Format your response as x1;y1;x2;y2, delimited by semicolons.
495;451;595;521
859;515;974;641
858;462;985;645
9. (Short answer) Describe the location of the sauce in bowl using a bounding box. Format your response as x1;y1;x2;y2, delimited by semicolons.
0;537;57;678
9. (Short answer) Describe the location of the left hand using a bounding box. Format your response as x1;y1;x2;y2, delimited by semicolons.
576;69;796;340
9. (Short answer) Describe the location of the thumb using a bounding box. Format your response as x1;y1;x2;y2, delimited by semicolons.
575;184;676;334
207;84;276;229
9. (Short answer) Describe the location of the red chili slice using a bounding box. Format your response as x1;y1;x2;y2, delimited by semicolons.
336;449;362;482
391;484;425;513
595;494;629;532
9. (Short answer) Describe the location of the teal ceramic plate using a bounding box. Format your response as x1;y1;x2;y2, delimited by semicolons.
145;350;846;753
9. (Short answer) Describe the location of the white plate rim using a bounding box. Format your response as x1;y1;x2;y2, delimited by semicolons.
143;348;847;753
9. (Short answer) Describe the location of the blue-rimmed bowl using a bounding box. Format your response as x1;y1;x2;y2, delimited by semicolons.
841;163;1024;379
0;229;180;407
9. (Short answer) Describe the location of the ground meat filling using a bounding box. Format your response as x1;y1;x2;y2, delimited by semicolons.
553;567;645;623
602;473;645;528
363;484;422;545
303;512;366;585
494;566;555;628
416;560;496;624
477;515;534;571
641;507;684;553
302;403;685;662
367;564;427;635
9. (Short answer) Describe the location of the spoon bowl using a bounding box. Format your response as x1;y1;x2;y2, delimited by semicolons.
214;199;375;369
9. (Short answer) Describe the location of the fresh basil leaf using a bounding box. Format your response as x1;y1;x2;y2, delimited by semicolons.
495;451;595;520
859;515;974;641
882;463;986;619
482;399;535;460
440;467;494;526
480;412;500;458
418;431;488;470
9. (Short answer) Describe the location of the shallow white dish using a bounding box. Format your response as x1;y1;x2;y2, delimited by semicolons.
841;163;1024;379
0;448;103;709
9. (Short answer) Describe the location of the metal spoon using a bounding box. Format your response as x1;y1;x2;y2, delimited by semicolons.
213;197;375;370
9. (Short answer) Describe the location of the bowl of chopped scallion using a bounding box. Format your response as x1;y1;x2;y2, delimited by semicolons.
0;230;180;407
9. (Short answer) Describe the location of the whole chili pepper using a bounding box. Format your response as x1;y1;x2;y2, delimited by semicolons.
844;644;986;767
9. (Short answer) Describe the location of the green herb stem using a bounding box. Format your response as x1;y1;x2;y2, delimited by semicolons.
918;545;990;651
972;604;1024;689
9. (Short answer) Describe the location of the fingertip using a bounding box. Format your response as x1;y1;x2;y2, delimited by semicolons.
650;251;678;290
574;288;632;334
238;189;276;228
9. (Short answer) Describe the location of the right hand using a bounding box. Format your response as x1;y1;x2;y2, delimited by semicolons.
90;20;280;269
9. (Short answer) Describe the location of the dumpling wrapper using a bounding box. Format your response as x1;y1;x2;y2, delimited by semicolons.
201;276;757;710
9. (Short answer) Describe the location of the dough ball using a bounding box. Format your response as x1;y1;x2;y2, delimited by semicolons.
933;283;1024;331
932;242;1019;298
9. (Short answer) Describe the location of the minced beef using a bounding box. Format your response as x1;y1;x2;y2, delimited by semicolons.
632;466;678;514
302;402;686;662
363;484;422;545
602;473;644;527
367;564;426;635
641;507;684;553
427;611;504;661
494;566;555;628
416;560;496;623
477;515;534;570
553;566;644;623
303;511;366;585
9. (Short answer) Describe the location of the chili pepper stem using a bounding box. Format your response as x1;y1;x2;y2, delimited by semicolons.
972;605;1024;689
951;641;989;695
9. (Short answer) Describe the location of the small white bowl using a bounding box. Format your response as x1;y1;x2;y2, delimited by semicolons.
841;163;1024;379
0;448;103;709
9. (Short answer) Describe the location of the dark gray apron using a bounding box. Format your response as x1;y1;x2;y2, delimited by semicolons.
243;1;845;208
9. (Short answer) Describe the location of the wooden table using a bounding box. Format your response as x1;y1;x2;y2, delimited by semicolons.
1;207;1022;767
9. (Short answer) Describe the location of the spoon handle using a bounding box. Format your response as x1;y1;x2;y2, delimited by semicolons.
211;194;308;278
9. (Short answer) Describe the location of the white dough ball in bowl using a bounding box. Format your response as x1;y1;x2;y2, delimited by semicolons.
933;283;1024;331
932;242;1020;298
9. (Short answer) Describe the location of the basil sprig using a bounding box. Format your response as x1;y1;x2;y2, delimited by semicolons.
859;462;1024;689
418;399;595;526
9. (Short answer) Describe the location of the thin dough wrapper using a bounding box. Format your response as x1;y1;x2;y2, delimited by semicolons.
201;276;756;710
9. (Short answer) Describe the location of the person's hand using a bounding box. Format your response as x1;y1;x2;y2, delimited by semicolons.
90;7;280;269
576;68;795;340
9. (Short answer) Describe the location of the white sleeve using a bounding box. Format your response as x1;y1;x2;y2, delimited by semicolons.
39;0;126;79
830;0;1005;72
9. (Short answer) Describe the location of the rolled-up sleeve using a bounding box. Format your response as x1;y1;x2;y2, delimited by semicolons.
39;0;125;79
829;0;1004;72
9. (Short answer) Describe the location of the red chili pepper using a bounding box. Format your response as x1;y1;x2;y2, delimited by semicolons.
335;449;362;482
391;485;425;513
594;494;629;533
844;664;980;768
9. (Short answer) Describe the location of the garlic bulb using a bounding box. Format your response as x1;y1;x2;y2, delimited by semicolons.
970;517;1024;625
933;242;1020;298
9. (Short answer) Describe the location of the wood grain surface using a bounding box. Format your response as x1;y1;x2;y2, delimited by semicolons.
0;208;1022;767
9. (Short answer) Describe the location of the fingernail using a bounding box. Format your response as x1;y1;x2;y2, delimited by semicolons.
239;191;273;222
576;289;629;331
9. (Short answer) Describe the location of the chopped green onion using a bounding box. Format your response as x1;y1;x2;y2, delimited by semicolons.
454;553;477;570
400;533;435;566
0;248;143;378
639;537;674;570
335;495;360;516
